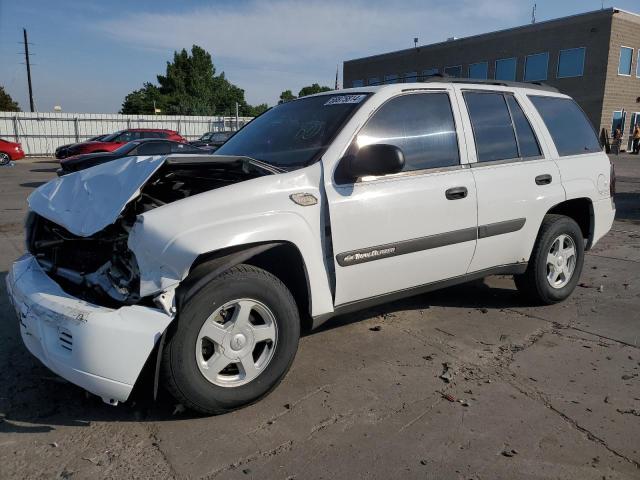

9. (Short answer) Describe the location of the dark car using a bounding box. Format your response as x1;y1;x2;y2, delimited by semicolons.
55;129;187;159
189;131;235;150
58;138;208;175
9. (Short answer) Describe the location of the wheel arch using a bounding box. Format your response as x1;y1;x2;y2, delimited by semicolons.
546;197;595;249
176;241;313;330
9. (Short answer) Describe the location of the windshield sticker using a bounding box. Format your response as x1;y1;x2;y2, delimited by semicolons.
324;95;366;106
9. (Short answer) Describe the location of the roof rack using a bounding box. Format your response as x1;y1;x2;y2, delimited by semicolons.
368;73;559;93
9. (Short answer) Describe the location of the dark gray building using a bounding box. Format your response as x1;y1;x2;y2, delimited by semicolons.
343;7;640;149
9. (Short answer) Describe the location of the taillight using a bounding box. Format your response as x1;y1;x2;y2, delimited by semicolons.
610;161;616;197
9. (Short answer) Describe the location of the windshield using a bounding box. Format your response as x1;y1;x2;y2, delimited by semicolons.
100;131;122;142
215;93;369;169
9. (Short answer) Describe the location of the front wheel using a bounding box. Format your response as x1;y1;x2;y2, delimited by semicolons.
0;153;10;166
514;214;584;304
162;264;300;415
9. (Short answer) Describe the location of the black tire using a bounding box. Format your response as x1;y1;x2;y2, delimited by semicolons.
162;264;300;415
0;153;10;166
514;214;584;305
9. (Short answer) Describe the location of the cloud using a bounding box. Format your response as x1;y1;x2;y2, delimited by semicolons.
97;0;525;105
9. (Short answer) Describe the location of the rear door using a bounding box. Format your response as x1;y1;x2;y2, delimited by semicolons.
456;88;565;272
326;89;478;306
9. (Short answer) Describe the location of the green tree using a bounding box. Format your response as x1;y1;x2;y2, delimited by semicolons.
298;83;331;97
246;103;269;116
278;90;297;104
120;83;167;115
0;86;20;112
120;45;263;116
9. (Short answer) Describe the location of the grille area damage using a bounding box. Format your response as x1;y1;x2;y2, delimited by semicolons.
28;155;276;307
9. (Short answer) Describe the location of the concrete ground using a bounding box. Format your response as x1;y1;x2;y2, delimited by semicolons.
0;155;639;480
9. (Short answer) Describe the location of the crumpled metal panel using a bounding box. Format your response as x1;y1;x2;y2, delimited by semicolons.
28;155;166;237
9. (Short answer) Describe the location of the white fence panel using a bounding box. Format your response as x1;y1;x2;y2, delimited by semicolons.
0;112;253;156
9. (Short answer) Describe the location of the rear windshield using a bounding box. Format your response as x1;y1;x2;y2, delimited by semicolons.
528;96;601;156
215;94;369;169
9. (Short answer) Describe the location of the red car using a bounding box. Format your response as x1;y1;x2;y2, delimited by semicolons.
55;129;186;159
0;138;25;165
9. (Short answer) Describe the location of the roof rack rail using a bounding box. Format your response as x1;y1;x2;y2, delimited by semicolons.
367;73;559;93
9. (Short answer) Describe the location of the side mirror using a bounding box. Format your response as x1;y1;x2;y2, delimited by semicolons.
343;144;405;181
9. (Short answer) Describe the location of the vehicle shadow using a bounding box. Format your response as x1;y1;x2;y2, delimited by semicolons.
314;276;525;334
19;182;47;188
32;160;59;165
613;191;640;222
30;167;58;173
0;273;527;429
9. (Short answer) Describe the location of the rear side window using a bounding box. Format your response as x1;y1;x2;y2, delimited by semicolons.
464;92;541;162
529;96;601;156
464;92;518;162
355;92;459;172
506;96;541;158
134;142;171;155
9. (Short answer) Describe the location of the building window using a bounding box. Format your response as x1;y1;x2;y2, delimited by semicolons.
384;74;399;84
404;72;418;82
618;47;633;76
368;77;380;86
422;68;439;78
557;47;586;78
444;65;462;78
495;58;517;81
352;79;364;87
524;52;549;81
469;62;488;79
611;111;626;134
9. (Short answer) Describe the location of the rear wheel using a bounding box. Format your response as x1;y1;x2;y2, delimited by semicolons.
514;214;584;304
162;264;300;414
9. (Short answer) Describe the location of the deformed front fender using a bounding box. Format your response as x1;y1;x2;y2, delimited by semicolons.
128;163;335;318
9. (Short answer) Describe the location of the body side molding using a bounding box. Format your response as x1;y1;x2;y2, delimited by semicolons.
336;218;526;267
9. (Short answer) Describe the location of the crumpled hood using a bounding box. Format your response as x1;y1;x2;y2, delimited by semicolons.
28;155;166;237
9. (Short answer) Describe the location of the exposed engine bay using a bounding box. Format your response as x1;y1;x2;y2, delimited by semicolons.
27;156;276;307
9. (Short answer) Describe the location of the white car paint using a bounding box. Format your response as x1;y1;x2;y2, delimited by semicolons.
6;82;616;405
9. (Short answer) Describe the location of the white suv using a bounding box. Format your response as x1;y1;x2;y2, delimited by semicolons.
6;80;615;414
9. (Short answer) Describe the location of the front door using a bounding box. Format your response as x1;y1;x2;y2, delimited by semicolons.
325;90;478;307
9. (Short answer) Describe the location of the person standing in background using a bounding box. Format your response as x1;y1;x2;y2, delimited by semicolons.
633;124;640;154
613;128;622;155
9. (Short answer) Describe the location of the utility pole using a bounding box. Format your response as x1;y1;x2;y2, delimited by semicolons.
531;4;537;24
23;28;35;112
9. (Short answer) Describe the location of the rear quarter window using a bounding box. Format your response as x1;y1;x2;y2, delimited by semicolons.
528;96;601;156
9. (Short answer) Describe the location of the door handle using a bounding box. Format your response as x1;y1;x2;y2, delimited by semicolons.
535;174;552;185
445;186;468;200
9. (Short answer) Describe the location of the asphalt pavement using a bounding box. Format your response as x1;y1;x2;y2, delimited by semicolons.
0;155;639;479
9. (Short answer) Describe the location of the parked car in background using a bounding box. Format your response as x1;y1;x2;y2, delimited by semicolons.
189;131;235;150
0;138;25;165
55;134;109;159
55;129;186;159
58;139;209;175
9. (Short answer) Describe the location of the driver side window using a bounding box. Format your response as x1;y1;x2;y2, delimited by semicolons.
355;92;460;172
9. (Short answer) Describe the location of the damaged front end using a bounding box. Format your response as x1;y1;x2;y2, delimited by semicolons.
26;154;277;310
6;153;278;404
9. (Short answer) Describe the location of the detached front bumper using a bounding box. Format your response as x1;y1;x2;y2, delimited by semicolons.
5;254;173;404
